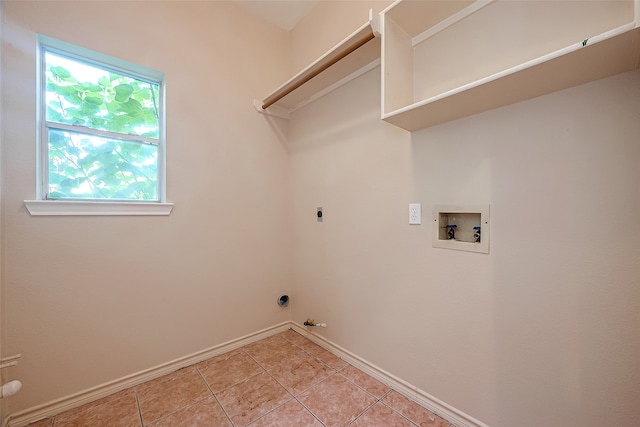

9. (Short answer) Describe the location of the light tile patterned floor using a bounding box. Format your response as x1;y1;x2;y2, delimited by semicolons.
28;330;456;427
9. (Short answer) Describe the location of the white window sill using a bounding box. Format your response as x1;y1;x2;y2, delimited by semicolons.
24;200;174;216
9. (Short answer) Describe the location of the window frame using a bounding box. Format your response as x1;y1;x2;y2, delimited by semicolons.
25;35;172;216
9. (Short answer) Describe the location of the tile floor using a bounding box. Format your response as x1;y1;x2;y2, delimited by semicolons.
28;329;456;427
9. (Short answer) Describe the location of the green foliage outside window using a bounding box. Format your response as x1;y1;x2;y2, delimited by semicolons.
44;51;161;201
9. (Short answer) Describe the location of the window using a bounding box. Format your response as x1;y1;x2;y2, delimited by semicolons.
25;35;172;215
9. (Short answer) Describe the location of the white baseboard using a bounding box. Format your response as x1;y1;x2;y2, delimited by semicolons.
289;322;489;427
4;321;488;427
3;322;291;427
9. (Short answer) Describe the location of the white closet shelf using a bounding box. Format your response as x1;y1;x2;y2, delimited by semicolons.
381;0;640;132
255;10;380;119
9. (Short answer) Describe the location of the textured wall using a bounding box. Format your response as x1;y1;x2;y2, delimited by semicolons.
1;0;292;415
3;1;640;426
288;64;640;427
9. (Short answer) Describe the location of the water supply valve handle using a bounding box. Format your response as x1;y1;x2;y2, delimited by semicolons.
473;226;481;242
446;224;457;240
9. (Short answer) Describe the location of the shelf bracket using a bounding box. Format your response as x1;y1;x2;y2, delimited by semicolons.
254;99;291;119
368;8;381;37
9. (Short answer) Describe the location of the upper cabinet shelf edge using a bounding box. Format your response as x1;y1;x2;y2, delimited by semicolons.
381;0;640;132
257;9;381;117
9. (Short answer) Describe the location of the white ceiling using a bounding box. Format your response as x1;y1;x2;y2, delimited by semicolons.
235;0;319;31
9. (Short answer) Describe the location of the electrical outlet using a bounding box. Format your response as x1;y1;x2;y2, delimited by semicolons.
409;203;421;225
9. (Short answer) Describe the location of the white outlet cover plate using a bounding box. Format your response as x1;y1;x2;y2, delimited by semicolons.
409;203;421;224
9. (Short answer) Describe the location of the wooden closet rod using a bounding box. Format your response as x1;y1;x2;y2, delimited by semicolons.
261;27;376;110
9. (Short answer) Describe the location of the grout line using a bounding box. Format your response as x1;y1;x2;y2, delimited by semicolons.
289;329;460;427
293;396;327;427
345;399;378;427
134;390;144;427
380;388;393;400
253;347;298;421
242;397;297;427
194;368;234;427
292;325;465;426
281;329;393;426
200;350;269;395
136;381;212;426
339;366;390;402
379;399;420;427
39;328;459;427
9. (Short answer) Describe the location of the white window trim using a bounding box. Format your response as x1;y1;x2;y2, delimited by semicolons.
27;35;172;216
24;200;174;216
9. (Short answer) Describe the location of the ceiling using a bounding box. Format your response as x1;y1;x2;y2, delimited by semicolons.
235;0;319;31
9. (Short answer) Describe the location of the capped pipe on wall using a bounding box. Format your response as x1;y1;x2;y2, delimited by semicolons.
0;354;23;398
1;380;22;398
304;318;327;327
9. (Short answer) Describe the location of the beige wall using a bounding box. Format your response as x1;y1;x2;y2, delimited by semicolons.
2;1;640;426
288;26;640;427
289;0;392;74
288;4;640;424
1;0;292;417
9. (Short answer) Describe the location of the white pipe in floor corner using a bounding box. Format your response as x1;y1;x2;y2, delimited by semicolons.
1;380;22;398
